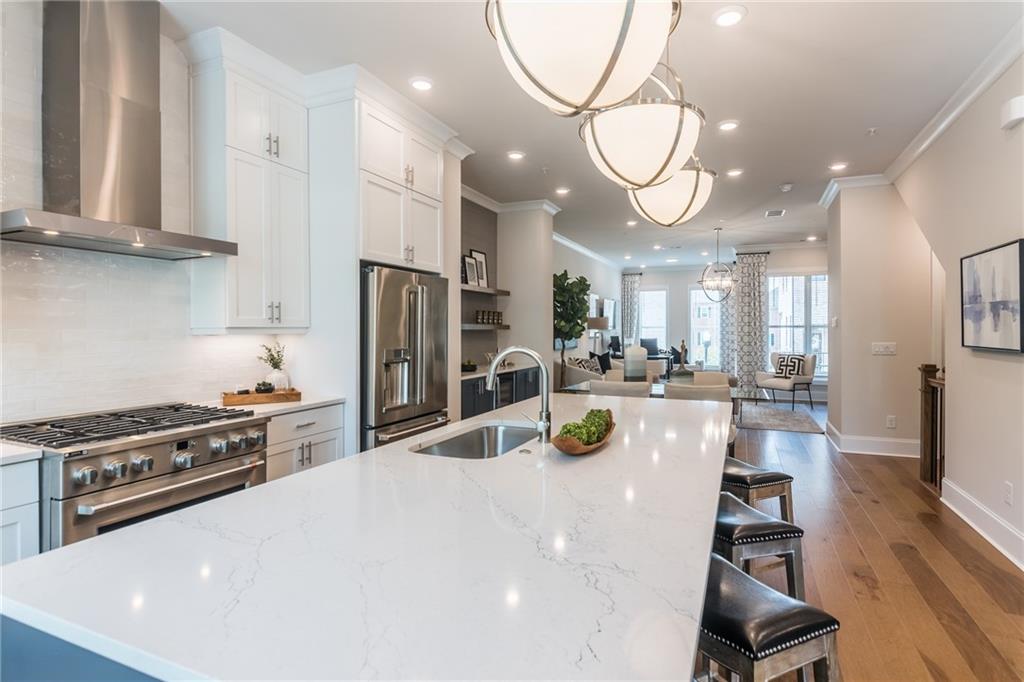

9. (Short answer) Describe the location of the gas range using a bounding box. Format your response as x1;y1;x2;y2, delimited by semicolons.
1;403;270;550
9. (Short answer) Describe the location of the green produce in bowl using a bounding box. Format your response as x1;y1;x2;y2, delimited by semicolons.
557;409;612;445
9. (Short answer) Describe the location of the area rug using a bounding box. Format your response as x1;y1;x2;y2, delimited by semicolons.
738;404;823;434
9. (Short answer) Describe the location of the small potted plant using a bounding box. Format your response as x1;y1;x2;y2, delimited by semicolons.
258;341;289;390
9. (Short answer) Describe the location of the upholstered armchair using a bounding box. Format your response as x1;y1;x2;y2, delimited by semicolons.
755;353;817;410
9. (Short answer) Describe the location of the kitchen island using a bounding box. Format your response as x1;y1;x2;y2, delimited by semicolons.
0;393;731;680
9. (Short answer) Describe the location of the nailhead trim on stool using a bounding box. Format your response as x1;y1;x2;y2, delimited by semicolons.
715;530;803;545
700;624;840;661
724;479;792;490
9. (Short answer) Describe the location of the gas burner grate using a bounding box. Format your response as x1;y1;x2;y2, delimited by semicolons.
0;403;255;449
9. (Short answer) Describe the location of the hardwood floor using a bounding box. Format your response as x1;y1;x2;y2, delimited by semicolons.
730;406;1024;682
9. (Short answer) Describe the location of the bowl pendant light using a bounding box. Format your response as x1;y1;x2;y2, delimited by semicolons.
627;159;716;227
485;0;680;117
700;227;734;302
581;64;705;189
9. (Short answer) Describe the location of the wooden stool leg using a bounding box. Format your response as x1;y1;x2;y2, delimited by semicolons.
812;634;841;682
786;545;806;600
779;486;795;523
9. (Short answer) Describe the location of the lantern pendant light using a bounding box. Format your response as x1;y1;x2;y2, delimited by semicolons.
627;158;716;227
700;227;734;303
580;63;705;189
485;0;681;117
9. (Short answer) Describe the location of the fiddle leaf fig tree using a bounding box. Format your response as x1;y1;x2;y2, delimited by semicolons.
553;270;591;388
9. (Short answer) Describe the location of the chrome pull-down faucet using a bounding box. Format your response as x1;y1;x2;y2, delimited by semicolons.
485;346;550;443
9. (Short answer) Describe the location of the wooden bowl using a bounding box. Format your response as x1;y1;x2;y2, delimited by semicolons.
551;410;616;456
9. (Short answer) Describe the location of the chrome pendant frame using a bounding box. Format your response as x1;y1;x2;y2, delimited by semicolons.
700;227;734;303
485;0;682;118
627;159;717;227
580;63;705;189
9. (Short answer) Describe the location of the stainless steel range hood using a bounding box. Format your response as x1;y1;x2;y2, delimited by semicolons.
0;0;236;261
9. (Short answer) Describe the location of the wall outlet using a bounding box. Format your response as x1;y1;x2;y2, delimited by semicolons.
872;342;897;355
831;316;839;329
1005;481;1014;507
886;415;897;429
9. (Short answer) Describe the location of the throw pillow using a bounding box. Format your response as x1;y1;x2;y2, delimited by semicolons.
589;351;612;374
775;354;805;379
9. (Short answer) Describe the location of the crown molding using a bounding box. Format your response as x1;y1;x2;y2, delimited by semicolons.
734;240;826;252
461;185;502;213
553;232;619;269
818;174;891;209
501;200;561;216
884;19;1024;182
178;28;306;100
446;138;475;161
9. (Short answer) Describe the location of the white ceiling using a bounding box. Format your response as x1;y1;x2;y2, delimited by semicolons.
160;1;1021;267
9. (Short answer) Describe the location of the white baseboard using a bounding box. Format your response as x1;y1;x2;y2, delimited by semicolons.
941;479;1024;571
825;421;919;458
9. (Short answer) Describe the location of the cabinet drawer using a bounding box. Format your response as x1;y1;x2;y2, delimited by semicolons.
0;461;39;510
268;404;343;446
0;502;40;565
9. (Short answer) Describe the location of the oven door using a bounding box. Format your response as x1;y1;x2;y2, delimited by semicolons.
52;453;266;548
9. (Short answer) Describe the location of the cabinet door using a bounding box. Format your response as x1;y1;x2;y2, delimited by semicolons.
0;503;40;565
515;368;540;402
406;191;442;273
473;379;496;416
270;165;310;328
406;134;443;200
266;439;302;481
461;379;479;419
225;71;270;158
360;105;406;186
360;171;408;267
226;149;274;327
270;94;308;172
305;430;342;468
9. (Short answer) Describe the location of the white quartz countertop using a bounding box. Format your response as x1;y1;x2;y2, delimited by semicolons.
215;395;345;418
0;441;42;465
0;394;731;680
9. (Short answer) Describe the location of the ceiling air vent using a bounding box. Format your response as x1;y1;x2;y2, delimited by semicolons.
765;209;786;219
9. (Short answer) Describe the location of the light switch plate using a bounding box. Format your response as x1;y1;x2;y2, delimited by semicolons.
886;415;897;429
872;342;897;355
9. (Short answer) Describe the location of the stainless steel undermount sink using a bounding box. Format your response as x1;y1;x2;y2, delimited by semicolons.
414;424;539;459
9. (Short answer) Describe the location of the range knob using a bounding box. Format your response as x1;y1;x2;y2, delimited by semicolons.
131;455;155;472
230;434;249;450
72;466;98;486
103;460;128;479
210;438;229;454
173;452;200;469
250;431;266;446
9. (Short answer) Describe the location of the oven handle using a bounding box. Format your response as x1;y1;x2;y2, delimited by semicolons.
76;460;265;517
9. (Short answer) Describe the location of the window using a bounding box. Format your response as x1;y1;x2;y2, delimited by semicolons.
768;274;828;376
689;289;721;367
638;289;668;350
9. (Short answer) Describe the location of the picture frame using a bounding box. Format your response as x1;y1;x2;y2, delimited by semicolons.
960;238;1023;352
470;249;489;288
463;255;479;286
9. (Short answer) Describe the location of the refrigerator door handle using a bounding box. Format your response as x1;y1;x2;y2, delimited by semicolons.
415;284;427;405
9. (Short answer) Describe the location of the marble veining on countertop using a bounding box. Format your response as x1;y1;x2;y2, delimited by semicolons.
0;393;730;680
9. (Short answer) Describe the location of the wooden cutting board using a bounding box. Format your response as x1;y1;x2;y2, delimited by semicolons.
222;388;302;406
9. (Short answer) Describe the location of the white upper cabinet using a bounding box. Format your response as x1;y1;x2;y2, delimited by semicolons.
271;163;310;328
360;106;406;186
225;149;273;328
360;171;407;266
406;135;443;200
407;191;442;272
219;69;308;172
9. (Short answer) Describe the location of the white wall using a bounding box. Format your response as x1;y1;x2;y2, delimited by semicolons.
497;206;554;367
443;152;462;420
0;5;273;422
893;55;1024;564
552;238;622;358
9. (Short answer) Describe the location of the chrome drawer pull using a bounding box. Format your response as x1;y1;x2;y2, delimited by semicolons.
295;420;317;429
76;461;264;516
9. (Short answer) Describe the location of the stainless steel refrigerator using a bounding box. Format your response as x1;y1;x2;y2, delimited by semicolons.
361;264;449;450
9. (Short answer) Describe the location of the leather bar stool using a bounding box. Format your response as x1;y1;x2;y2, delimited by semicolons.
721;457;795;523
699;555;841;682
714;492;806;599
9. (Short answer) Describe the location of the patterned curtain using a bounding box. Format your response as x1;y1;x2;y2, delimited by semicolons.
621;273;642;345
720;253;769;389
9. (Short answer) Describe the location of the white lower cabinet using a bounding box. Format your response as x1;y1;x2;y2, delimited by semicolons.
267;429;342;481
1;503;39;565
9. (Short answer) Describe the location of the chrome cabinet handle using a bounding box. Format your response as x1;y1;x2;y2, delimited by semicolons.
295;420;317;429
77;461;264;516
273;135;280;158
298;442;305;466
274;301;282;323
265;133;273;155
306;441;313;465
267;302;274;321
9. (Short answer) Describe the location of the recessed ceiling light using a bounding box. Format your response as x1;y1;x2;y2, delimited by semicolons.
653;244;662;250
626;220;638;227
409;77;433;91
200;251;213;256
718;119;739;132
666;258;679;263
701;251;709;256
624;255;632;260
828;161;848;171
714;5;747;27
707;261;713;266
132;242;145;248
640;264;647;269
765;209;786;218
726;168;744;177
555;187;570;195
806;236;818;242
506;150;525;161
779;182;794;192
42;230;59;236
